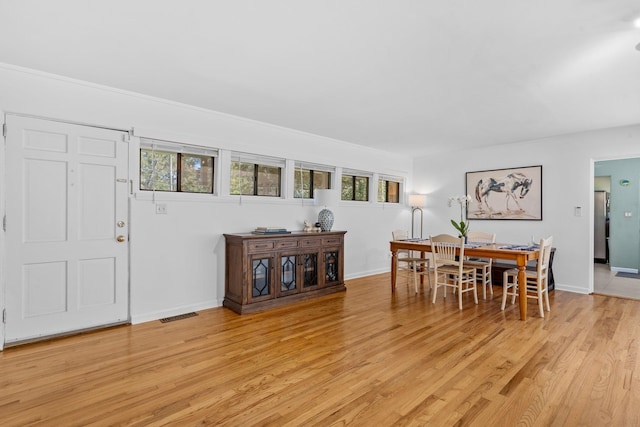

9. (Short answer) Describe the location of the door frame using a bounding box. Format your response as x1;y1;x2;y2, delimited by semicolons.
0;112;133;349
1;112;7;350
592;155;640;295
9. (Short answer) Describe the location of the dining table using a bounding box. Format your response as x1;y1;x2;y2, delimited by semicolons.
390;238;541;321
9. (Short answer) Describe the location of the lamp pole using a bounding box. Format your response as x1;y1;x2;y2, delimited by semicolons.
411;206;423;239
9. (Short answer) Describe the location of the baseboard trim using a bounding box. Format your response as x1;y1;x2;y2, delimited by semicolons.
131;299;221;325
610;266;639;274
554;283;589;294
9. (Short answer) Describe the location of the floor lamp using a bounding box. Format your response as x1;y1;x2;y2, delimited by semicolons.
408;194;426;238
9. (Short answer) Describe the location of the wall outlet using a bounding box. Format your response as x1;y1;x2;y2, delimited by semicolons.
156;203;168;215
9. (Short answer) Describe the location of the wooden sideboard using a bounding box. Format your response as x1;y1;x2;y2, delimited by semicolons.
223;231;346;314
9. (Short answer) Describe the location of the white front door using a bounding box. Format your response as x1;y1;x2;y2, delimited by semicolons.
4;115;130;344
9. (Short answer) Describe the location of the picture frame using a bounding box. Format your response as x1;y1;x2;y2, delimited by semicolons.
465;165;542;220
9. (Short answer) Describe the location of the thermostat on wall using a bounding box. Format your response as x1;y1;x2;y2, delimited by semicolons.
620;179;630;187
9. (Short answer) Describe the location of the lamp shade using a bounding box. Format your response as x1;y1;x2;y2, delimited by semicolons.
314;189;339;207
408;194;426;208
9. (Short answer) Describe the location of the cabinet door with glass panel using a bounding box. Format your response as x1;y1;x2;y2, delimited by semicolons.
278;250;320;297
296;238;323;292
323;249;340;286
321;236;343;287
247;254;276;303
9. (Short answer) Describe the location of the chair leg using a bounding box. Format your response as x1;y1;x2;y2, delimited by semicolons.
501;271;511;310
488;268;493;296
432;273;439;304
406;264;410;285
538;284;544;318
544;280;551;312
412;261;418;293
501;271;518;310
473;272;478;304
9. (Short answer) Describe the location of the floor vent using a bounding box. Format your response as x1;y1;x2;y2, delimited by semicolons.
160;312;198;323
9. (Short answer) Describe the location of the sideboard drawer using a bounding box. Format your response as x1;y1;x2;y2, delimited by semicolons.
248;241;275;252
276;240;299;249
300;238;322;248
323;237;342;246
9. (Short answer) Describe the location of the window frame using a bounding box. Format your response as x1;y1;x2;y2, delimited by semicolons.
294;162;334;199
341;171;371;202
230;154;285;197
139;138;216;194
378;176;403;203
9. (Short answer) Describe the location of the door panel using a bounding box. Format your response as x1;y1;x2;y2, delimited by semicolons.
24;158;68;242
4;115;129;344
23;261;67;317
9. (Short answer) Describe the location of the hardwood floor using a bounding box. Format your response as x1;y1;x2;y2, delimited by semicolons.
2;272;640;426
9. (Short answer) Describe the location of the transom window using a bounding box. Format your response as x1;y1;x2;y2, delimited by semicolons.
341;174;369;201
378;179;400;203
294;165;332;199
231;160;282;197
139;140;215;194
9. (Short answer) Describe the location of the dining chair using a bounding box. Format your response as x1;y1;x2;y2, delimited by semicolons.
430;234;477;309
391;230;431;293
464;231;496;300
501;236;553;317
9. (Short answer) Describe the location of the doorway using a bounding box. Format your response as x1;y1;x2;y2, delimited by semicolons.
593;158;640;299
3;115;130;345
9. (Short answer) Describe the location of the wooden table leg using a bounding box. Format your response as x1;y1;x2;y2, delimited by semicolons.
517;256;527;320
391;250;397;292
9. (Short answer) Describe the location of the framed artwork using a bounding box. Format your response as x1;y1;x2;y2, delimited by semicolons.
466;165;542;220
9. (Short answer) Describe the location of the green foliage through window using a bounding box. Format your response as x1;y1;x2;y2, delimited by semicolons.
294;168;331;198
231;161;281;197
342;174;369;201
140;149;215;193
378;179;400;203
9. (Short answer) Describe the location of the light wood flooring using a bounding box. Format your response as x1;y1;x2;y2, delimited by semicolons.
2;272;640;426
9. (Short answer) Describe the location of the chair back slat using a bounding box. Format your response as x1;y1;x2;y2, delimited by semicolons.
501;235;553;317
392;230;408;240
465;231;496;245
429;233;477;309
537;236;553;281
430;234;465;270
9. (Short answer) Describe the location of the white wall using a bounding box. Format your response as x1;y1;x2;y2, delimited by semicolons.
0;64;414;323
3;64;639;326
413;124;640;294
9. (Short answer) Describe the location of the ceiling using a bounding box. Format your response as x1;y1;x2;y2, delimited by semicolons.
1;1;639;156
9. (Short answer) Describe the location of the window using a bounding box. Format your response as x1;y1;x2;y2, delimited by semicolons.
231;160;282;197
294;164;332;199
378;178;401;203
140;140;215;194
341;174;369;201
